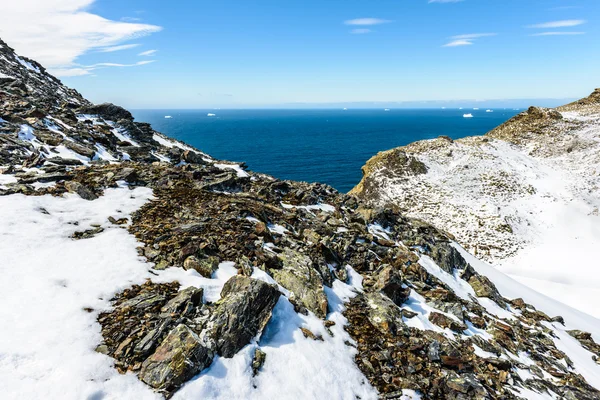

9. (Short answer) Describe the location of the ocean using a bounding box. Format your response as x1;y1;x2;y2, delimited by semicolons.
131;109;520;193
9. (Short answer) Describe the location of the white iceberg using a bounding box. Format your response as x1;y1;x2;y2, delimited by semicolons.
207;113;216;117
463;113;473;118
164;115;173;119
486;109;493;113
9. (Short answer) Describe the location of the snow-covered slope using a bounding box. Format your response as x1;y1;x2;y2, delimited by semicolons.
351;91;600;319
2;36;600;400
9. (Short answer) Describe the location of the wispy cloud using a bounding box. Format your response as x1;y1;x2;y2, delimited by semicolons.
344;18;391;26
443;33;496;47
138;49;158;56
527;19;586;29
0;0;161;75
52;60;156;77
443;39;472;47
351;29;372;34
98;44;140;52
531;31;585;36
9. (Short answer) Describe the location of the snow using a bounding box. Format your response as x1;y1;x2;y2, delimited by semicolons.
18;125;35;141
15;55;40;73
0;172;17;189
0;182;381;399
0;72;13;79
174;265;378;400
215;163;250;178
0;187;159;400
456;244;600;343
371;112;600;319
281;202;336;213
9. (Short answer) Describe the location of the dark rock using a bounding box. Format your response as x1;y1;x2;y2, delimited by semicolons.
139;324;214;394
201;276;280;358
64;181;98;200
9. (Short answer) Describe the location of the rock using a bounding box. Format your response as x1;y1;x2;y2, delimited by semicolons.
428;312;467;333
181;150;207;164
445;373;487;398
64;181;98;201
80;102;133;121
252;348;266;376
64;141;96;158
139;324;214;394
113;167;138;183
183;255;219;278
430;243;467;274
272;248;328;319
466;273;506;307
160;287;204;316
373;265;411;306
364;292;407;336
201;276;280;358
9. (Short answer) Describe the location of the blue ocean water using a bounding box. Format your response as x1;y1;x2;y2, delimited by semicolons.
132;109;520;193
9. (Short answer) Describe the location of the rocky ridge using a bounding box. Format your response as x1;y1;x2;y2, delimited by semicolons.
2;38;600;399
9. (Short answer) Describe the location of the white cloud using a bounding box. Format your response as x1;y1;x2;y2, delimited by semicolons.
138;49;158;56
344;18;391;26
443;33;496;47
0;0;161;71
351;29;372;34
531;31;585;36
450;33;496;40
443;39;473;47
99;44;140;52
527;19;586;28
53;60;156;77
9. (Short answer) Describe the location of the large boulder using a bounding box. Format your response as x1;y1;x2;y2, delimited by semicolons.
201;276;280;357
139;324;214;394
364;292;408;337
271;248;328;318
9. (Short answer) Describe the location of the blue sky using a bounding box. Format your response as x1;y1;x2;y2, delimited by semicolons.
2;0;598;108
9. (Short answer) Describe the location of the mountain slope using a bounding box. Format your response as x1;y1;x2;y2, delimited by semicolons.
2;38;600;400
351;93;600;319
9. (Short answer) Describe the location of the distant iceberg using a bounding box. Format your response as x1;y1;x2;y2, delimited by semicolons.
384;108;390;111
473;108;479;110
164;115;173;119
343;108;348;111
463;113;473;118
486;109;493;113
207;113;216;117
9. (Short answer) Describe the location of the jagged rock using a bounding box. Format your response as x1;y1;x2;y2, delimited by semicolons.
183;255;219;278
182;150;207;164
445;373;487;398
64;141;96;158
373;265;411;306
252;348;267;377
364;292;407;336
80;103;133;121
428;312;467;333
139;324;214;394
160;287;204;316
272;248;328;318
64;181;98;201
201;276;280;357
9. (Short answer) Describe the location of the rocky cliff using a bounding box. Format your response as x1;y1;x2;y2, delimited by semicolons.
2;38;600;400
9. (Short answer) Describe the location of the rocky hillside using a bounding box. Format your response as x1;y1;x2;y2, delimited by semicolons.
2;38;600;400
351;91;600;318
